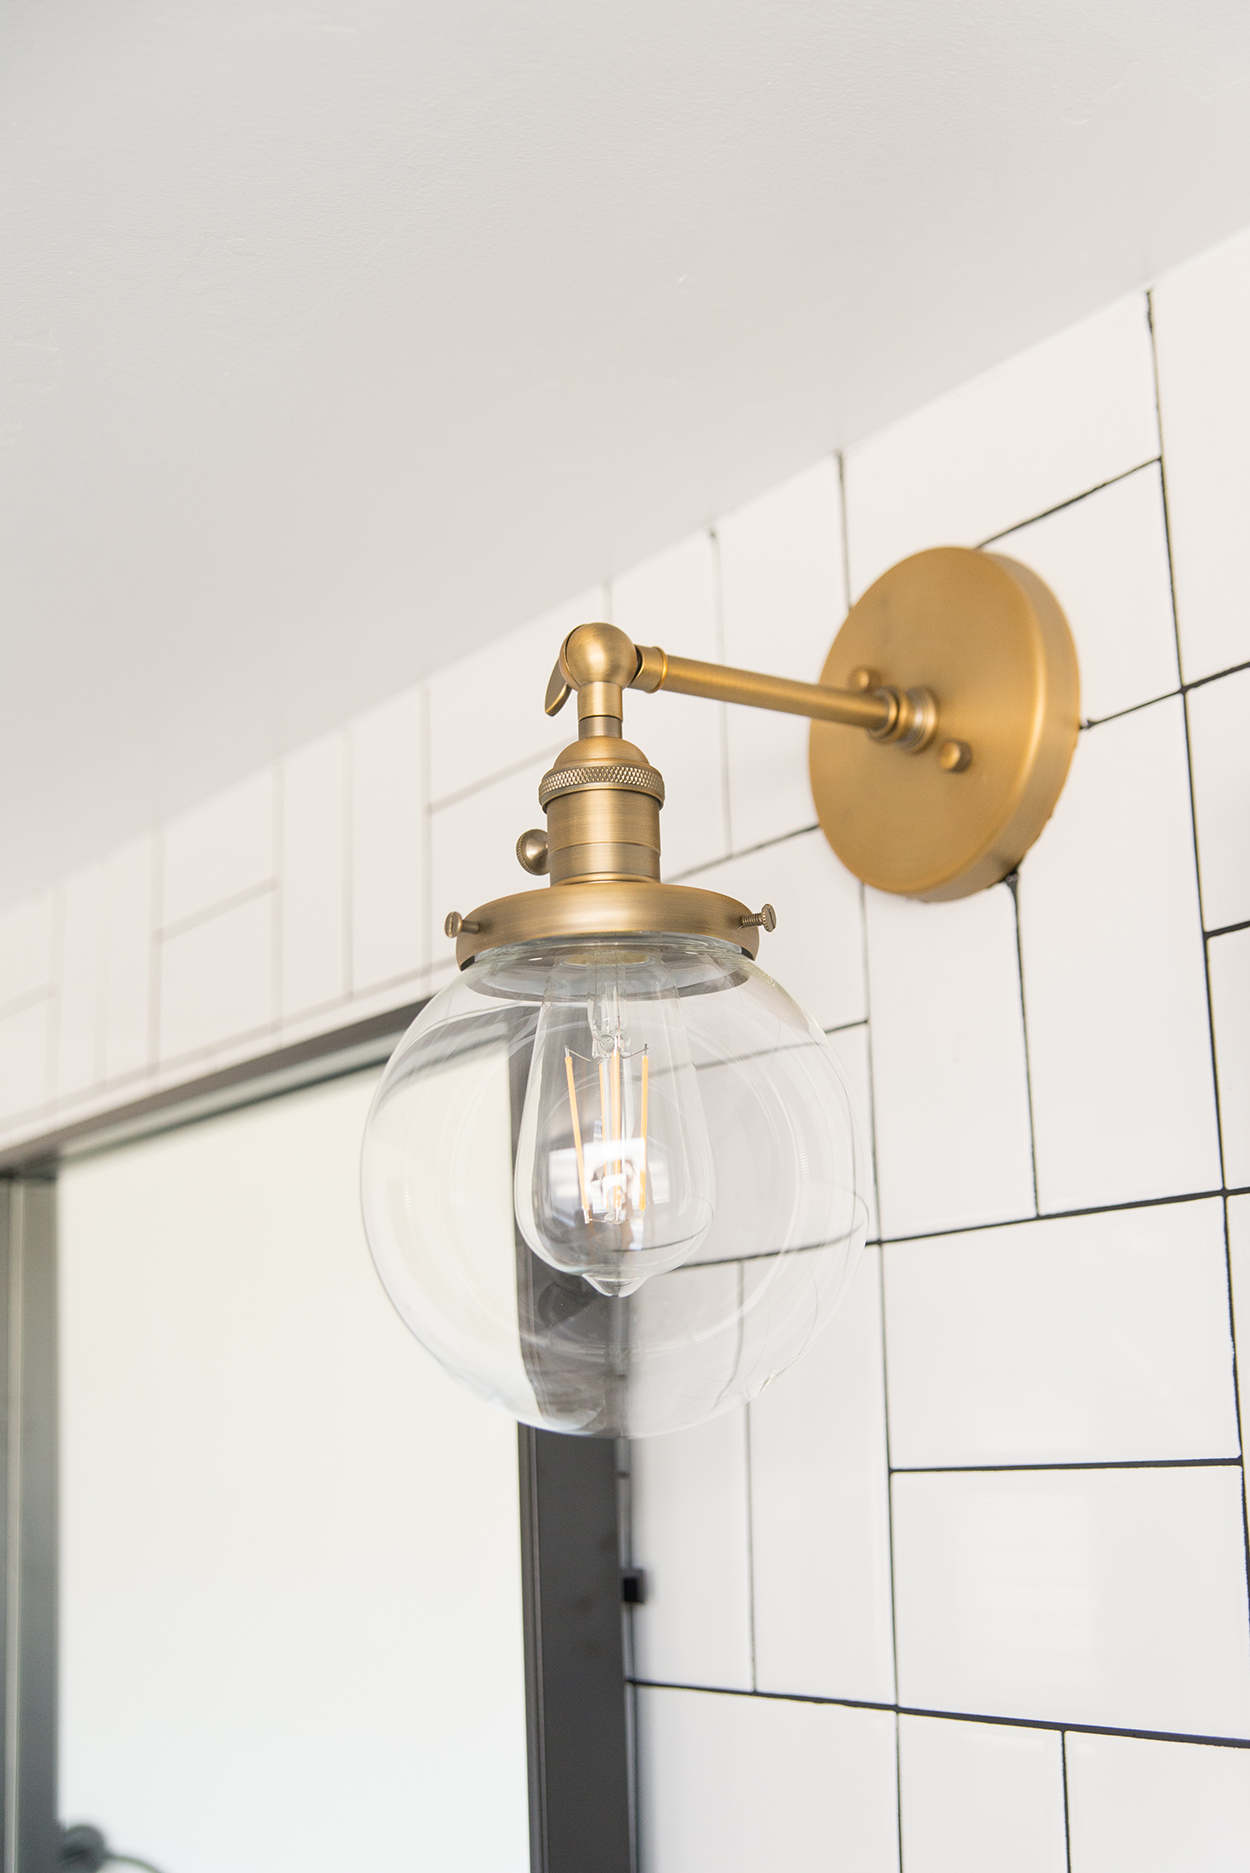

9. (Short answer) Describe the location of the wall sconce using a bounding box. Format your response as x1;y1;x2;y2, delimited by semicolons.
361;548;1078;1436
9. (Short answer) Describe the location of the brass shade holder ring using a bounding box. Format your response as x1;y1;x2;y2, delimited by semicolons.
810;548;1080;901
450;880;762;968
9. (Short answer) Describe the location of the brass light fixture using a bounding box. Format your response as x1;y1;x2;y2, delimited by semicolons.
361;548;1079;1438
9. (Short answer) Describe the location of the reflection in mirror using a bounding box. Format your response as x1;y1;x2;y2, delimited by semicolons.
58;1069;529;1873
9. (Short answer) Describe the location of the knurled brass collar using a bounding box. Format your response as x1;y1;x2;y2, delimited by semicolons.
538;761;665;809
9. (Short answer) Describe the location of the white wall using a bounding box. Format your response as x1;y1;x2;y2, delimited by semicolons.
5;220;1250;1866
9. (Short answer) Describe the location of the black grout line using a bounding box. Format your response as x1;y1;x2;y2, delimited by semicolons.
1006;872;1041;1217
1081;688;1183;731
836;451;854;614
891;1457;1242;1476
743;1328;758;1695
880;1185;1225;1246
1183;656;1250;694
666;1183;1250;1274
976;457;1162;546
1060;1731;1073;1873
1147;284;1250;1637
1207;918;1250;942
626;1677;1250;1751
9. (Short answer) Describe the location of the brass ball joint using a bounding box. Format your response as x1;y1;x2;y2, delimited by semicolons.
445;546;1081;964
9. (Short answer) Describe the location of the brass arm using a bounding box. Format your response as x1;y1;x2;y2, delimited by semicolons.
545;622;937;751
631;644;892;732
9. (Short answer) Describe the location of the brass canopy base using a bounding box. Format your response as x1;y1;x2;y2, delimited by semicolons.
810;548;1080;901
452;879;761;969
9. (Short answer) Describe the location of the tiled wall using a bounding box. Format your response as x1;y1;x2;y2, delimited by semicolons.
4;224;1250;1867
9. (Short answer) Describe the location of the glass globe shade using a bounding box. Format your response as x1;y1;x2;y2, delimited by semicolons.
361;933;867;1437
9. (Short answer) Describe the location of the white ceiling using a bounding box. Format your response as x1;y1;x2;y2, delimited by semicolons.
4;0;1250;906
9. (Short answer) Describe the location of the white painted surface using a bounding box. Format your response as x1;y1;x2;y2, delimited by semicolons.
884;1201;1239;1467
638;1686;899;1873
1152;225;1250;683
994;464;1179;725
898;1717;1068;1873
865;884;1035;1239
749;1250;895;1703
58;1070;529;1873
1066;1731;1250;1873
1188;666;1250;936
892;1466;1250;1737
630;1408;753;1692
684;829;866;1033
1018;697;1221;1212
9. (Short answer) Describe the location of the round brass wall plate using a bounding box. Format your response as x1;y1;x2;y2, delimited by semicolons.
810;547;1080;900
454;879;761;967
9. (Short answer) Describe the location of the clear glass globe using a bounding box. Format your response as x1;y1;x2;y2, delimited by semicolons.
360;933;867;1437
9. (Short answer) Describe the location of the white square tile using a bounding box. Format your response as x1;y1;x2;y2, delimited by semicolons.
0;997;52;1122
102;837;155;1084
1188;668;1250;935
161;771;275;930
1212;929;1250;1191
630;1408;752;1691
613;531;729;879
1067;1731;1250;1873
1152;226;1250;682
885;1200;1237;1468
845;294;1159;598
350;686;425;993
717;459;847;852
993;464;1179;724
158;893;275;1062
280;733;346;1019
892;1466;1250;1736
865;883;1034;1239
428;755;552;973
682;830;865;1030
0;890;56;1011
749;1249;895;1703
1019;699;1221;1212
1227;1195;1250;1459
898;1716;1067;1873
427;585;606;803
638;1686;899;1873
56;865;105;1099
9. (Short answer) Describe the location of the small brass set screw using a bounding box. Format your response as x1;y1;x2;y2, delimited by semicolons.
444;912;481;938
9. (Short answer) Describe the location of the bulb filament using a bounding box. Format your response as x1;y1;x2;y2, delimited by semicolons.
563;1040;650;1228
564;1049;591;1223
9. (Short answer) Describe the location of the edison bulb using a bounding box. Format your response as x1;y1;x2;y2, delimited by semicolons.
514;948;715;1295
361;934;867;1437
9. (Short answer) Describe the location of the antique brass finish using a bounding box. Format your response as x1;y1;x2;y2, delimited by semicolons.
516;829;550;875
448;547;1079;962
809;548;1079;900
450;880;762;967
